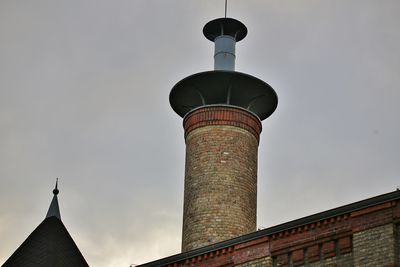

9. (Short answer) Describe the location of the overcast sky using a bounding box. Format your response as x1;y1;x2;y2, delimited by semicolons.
1;1;399;266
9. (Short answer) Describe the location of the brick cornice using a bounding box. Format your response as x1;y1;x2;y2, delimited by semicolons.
350;201;394;217
137;191;400;267
183;105;262;142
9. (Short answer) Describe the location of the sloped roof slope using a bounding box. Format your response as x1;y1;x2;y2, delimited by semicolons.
2;216;89;267
2;181;88;267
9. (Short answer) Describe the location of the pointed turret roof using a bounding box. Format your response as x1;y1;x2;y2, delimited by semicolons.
2;182;89;267
45;179;61;220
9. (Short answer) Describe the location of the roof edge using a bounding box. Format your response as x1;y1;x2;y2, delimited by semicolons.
137;190;400;266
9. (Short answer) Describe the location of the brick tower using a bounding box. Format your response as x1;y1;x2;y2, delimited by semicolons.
170;17;278;252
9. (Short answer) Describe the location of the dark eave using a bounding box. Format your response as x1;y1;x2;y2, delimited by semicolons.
137;190;400;267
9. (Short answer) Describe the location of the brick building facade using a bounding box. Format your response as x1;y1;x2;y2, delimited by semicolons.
139;190;400;266
138;15;400;267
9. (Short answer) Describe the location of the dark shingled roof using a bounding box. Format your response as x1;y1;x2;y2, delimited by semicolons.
2;182;88;267
2;217;89;267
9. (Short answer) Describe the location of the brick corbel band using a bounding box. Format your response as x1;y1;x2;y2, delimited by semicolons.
183;105;262;142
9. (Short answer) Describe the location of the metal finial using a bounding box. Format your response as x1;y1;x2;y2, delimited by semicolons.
53;178;59;195
46;178;61;219
224;0;228;18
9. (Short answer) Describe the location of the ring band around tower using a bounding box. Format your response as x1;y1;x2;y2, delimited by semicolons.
170;17;278;121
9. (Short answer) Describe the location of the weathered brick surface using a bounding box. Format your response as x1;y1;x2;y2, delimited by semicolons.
350;202;395;233
305;253;353;267
148;205;399;267
397;223;400;265
182;106;261;252
183;106;262;142
272;236;353;267
353;223;396;266
292;249;304;266
232;237;269;265
236;256;272;267
307;245;319;263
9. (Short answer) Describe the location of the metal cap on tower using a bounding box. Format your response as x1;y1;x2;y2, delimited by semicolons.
169;17;278;121
203;17;247;70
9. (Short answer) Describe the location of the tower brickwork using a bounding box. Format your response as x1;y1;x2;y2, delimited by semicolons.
182;106;261;251
169;17;278;252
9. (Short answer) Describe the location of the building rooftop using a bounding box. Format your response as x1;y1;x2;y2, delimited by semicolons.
138;189;400;267
2;182;88;267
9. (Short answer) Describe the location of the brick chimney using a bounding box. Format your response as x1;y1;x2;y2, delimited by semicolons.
170;17;278;252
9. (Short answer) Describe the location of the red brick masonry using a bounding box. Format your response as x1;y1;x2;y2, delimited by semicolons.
183;106;262;142
138;191;400;267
